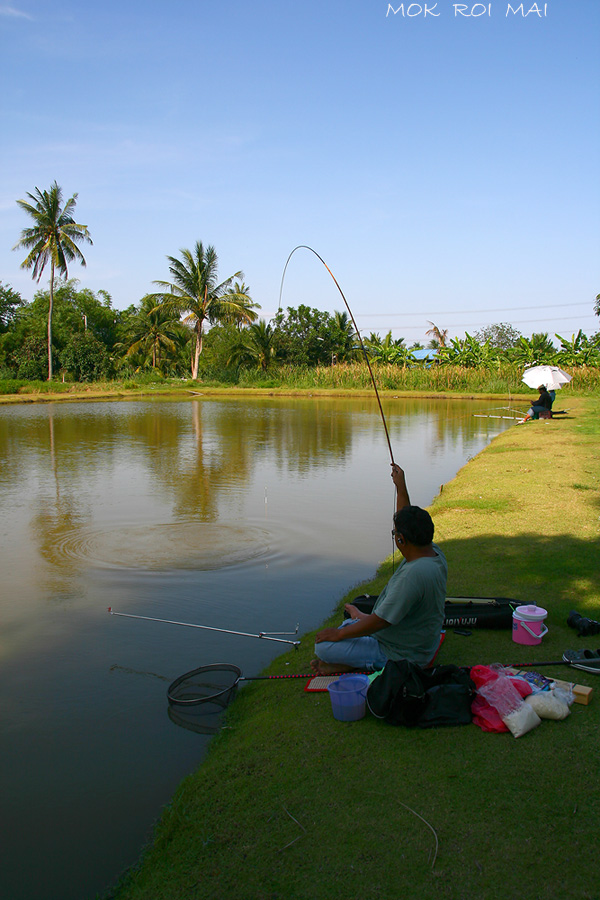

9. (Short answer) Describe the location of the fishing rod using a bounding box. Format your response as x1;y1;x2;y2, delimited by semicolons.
278;245;395;465
107;608;301;647
473;415;522;421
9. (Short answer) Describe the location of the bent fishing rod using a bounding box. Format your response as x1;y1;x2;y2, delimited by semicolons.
108;608;301;647
279;245;395;465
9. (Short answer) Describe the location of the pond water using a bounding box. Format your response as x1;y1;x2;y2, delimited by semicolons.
0;396;514;900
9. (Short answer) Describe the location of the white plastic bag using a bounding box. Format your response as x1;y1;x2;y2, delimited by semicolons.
502;703;542;738
525;689;571;721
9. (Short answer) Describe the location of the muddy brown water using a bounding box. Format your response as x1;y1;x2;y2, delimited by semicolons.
0;395;514;899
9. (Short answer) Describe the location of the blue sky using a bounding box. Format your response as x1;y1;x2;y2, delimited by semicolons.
1;0;598;345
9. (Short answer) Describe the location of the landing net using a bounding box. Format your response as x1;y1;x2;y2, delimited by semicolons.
167;663;242;708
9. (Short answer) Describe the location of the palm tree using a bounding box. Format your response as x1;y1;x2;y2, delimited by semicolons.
150;242;257;379
331;310;358;362
13;182;92;379
121;295;184;371
425;321;448;349
222;281;260;330
228;319;277;371
364;330;406;363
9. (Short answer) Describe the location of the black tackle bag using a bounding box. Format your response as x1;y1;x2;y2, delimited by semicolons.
346;594;514;630
366;660;475;728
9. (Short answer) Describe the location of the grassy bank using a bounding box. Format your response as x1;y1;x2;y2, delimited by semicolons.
108;397;600;900
1;363;600;403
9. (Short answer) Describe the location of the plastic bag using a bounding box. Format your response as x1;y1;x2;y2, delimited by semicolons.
525;689;571;721
502;702;541;737
471;694;507;732
470;665;540;737
473;666;531;717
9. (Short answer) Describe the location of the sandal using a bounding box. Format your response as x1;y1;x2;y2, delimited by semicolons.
562;649;600;673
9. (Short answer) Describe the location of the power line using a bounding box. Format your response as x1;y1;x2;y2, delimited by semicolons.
373;315;597;332
360;302;592;318
261;307;598;330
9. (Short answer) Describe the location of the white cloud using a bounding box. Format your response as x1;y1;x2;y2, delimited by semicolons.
0;5;33;19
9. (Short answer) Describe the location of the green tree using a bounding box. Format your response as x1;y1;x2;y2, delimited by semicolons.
272;305;338;366
13;182;92;380
220;281;260;329
364;331;407;364
0;282;23;333
2;280;118;378
12;335;47;380
60;332;110;381
331;310;359;362
120;294;184;371
473;322;521;350
150;242;256;379
228;319;277;371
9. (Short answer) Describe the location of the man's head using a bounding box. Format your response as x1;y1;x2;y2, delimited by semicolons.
393;505;434;547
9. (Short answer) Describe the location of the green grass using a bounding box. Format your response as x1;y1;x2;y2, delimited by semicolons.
106;397;600;900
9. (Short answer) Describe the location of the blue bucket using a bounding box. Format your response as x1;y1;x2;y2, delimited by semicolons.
327;674;370;721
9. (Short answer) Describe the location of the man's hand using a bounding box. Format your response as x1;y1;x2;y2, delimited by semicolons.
344;603;365;619
315;627;342;644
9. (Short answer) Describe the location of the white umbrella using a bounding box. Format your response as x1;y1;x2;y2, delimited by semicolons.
522;365;572;391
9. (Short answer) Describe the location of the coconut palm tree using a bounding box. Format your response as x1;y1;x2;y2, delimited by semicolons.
228;319;277;371
425;321;448;349
121;294;184;371
221;281;260;330
331;310;359;362
13;182;92;379
150;242;257;379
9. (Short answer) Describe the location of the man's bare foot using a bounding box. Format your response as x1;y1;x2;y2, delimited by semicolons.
310;658;357;676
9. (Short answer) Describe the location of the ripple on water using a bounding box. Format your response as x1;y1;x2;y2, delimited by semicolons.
56;523;272;571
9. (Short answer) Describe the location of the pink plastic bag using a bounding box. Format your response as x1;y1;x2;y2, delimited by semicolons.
470;665;532;733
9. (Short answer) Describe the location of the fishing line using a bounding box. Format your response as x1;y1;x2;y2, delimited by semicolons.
278;245;395;466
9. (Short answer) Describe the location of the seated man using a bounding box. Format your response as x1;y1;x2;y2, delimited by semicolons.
522;385;552;422
311;463;447;675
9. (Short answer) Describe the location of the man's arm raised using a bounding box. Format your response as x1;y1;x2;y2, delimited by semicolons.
391;463;410;511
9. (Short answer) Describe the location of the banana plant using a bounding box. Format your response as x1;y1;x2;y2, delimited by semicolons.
437;333;499;368
554;330;600;367
509;332;557;366
364;331;407;364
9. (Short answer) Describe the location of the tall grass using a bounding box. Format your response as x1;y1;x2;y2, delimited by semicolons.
2;364;599;397
224;362;600;394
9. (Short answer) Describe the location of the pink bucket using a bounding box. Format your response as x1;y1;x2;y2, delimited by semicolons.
512;604;548;645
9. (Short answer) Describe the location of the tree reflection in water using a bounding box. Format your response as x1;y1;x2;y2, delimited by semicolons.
0;395;513;900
